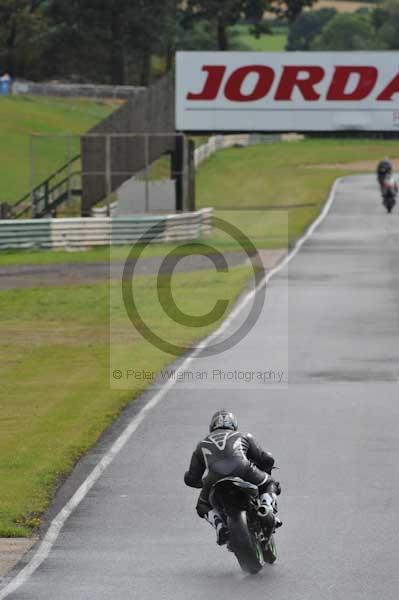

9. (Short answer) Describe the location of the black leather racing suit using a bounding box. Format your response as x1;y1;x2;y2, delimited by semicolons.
377;160;392;185
184;428;278;517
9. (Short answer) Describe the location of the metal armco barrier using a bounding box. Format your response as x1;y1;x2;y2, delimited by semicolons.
193;134;279;168
0;209;213;250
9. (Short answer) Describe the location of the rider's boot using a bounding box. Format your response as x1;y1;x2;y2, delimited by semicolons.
259;492;283;530
205;509;229;546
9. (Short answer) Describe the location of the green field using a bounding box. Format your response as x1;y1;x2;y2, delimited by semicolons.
231;24;288;51
0;96;119;204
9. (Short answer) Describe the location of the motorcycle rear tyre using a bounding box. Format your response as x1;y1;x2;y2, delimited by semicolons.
383;196;395;213
227;511;264;575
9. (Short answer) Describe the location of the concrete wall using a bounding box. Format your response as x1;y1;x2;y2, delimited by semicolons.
0;209;213;250
116;179;176;214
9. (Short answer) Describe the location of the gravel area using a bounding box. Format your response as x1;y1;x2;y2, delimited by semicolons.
0;538;37;578
0;250;287;291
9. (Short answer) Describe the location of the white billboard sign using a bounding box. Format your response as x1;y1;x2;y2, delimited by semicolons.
176;52;399;131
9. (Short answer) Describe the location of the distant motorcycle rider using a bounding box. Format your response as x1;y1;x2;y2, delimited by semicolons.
377;157;393;185
184;409;282;546
377;157;397;213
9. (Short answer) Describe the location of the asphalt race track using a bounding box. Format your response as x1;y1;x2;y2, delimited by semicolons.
5;175;399;599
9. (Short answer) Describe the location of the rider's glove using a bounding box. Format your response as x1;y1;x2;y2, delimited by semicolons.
184;471;203;489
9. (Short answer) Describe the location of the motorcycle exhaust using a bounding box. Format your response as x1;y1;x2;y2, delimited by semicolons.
257;505;271;517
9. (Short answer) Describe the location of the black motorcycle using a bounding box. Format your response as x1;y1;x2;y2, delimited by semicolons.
380;174;397;213
209;476;278;574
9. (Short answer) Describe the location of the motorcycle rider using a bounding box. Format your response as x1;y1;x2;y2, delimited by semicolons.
184;409;282;546
377;157;397;212
377;157;393;186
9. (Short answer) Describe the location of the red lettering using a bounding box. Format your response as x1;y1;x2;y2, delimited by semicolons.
377;72;399;101
274;66;325;101
186;62;397;105
187;66;226;100
327;66;377;101
224;66;275;102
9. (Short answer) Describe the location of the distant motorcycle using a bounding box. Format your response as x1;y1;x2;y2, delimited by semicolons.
209;476;278;574
379;174;397;213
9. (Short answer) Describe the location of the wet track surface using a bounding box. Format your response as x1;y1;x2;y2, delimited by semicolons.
5;175;399;599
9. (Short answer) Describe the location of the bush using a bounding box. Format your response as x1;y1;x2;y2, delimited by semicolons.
311;13;378;50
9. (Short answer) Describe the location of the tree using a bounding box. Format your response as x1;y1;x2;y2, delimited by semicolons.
44;0;176;85
44;0;124;83
185;0;270;50
311;12;378;50
373;0;399;49
0;1;48;78
175;18;219;51
286;8;337;50
272;0;316;23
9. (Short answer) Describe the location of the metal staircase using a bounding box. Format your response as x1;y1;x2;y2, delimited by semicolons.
11;154;82;219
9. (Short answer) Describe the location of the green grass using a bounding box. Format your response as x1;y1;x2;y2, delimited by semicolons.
231;24;288;51
0;266;251;536
0;95;119;204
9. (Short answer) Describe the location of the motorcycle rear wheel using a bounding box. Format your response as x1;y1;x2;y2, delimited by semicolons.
227;511;264;575
383;196;395;213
